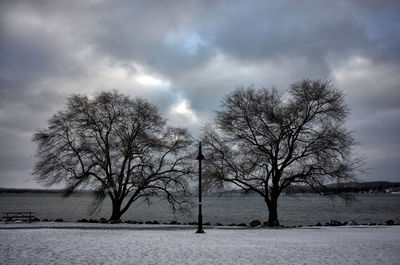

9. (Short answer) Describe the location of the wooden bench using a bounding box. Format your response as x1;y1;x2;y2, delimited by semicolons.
2;212;36;223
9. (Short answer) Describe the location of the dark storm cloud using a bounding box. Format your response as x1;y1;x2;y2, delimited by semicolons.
211;2;368;62
0;0;399;187
348;0;400;65
86;0;219;77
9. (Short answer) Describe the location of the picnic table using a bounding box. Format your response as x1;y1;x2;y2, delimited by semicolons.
2;211;36;223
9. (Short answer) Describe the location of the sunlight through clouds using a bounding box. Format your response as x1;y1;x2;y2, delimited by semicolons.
168;98;199;126
135;74;169;87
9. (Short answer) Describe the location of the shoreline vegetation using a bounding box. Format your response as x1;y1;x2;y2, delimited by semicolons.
1;181;400;195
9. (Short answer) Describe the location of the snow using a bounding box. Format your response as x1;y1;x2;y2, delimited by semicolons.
1;224;399;265
0;221;201;230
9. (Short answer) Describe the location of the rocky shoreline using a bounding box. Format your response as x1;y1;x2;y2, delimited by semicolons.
3;217;399;228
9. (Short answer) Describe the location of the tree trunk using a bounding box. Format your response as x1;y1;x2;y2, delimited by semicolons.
266;198;280;227
109;199;122;221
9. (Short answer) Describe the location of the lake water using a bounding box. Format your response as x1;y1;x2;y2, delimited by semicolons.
1;193;399;226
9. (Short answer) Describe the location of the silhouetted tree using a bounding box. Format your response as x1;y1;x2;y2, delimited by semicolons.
202;79;362;226
33;90;193;221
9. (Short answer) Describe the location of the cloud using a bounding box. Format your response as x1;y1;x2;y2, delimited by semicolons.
168;98;199;127
1;0;399;187
332;56;400;112
210;1;367;63
331;56;400;181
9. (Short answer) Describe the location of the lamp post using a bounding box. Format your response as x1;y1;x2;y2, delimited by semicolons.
196;142;205;234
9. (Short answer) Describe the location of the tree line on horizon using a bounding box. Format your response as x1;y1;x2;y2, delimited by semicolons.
32;79;363;226
3;181;400;194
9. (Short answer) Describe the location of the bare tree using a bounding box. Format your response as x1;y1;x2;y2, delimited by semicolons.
33;90;193;221
202;79;362;226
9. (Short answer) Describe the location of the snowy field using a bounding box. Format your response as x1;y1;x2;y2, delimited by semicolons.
1;225;399;265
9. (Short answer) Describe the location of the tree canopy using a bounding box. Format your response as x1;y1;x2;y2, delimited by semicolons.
33;90;193;221
201;79;362;226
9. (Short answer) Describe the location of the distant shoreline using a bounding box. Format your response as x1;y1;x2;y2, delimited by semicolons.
1;181;400;195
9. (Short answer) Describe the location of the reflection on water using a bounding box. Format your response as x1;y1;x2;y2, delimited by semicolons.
1;193;399;226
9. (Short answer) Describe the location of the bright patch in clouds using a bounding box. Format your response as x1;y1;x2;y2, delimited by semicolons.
135;74;168;87
100;62;170;89
169;99;198;126
87;60;172;98
133;64;171;89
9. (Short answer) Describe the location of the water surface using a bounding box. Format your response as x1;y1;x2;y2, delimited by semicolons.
1;193;399;226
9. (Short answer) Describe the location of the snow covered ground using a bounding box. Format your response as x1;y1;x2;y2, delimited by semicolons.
1;224;399;265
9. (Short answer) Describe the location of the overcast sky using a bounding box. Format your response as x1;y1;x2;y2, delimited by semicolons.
1;0;399;188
